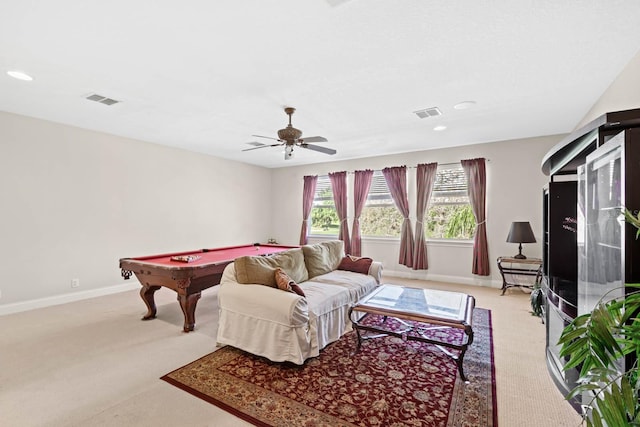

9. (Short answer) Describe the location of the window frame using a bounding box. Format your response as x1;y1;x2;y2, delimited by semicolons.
424;164;476;241
306;166;477;242
308;174;339;237
359;170;404;238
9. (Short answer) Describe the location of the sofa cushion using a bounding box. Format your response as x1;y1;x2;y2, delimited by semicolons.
235;248;309;287
299;280;353;317
337;255;373;275
310;270;379;302
274;267;306;297
302;240;345;278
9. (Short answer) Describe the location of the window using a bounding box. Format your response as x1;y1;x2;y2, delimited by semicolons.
425;166;476;239
360;171;403;237
309;175;339;235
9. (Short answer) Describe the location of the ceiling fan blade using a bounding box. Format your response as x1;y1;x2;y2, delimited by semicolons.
301;143;336;155
241;143;282;152
252;134;282;142
301;136;328;143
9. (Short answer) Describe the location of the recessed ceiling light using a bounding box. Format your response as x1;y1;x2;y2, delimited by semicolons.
7;70;34;81
453;101;476;110
433;125;447;131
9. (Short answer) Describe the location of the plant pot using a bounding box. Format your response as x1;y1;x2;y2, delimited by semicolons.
530;286;544;318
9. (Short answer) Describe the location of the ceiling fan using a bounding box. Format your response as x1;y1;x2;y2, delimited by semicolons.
243;107;336;160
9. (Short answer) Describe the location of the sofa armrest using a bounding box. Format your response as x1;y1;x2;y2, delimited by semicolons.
368;261;383;284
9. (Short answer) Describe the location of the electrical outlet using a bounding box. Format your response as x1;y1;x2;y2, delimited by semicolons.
71;279;80;288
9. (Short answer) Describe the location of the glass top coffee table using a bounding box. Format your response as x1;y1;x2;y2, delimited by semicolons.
349;284;476;382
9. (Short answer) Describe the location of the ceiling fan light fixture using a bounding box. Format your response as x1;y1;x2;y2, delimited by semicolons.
284;145;294;160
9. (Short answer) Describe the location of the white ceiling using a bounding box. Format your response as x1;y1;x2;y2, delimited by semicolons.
2;1;640;168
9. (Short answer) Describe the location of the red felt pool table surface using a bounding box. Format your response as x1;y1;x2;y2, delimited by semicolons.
127;244;296;267
119;244;297;332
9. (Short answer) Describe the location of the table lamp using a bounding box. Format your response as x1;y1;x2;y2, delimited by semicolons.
506;221;536;259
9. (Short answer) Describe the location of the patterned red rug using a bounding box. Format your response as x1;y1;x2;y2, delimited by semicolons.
162;308;496;426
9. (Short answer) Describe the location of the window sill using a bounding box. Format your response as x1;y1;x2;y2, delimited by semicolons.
425;238;474;248
360;236;474;247
308;235;473;248
308;235;339;240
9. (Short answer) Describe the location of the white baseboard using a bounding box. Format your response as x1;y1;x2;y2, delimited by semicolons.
0;282;140;316
0;272;501;317
383;269;502;289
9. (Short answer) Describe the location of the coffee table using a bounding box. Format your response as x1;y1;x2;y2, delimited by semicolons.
349;284;475;382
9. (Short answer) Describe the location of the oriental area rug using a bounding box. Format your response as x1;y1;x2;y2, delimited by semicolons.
161;308;496;427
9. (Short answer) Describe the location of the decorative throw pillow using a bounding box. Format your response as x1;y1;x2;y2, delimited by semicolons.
274;267;306;297
337;255;373;275
302;240;345;278
235;248;309;287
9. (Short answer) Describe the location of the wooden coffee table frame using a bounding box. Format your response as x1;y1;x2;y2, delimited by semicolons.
349;285;475;382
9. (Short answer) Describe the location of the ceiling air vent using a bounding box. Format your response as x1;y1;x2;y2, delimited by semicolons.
85;93;120;106
413;107;442;119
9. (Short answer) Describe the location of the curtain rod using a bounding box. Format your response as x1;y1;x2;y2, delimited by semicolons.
344;159;490;173
303;159;490;177
412;158;491;167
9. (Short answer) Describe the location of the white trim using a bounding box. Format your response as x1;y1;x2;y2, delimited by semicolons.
360;236;399;244
308;236;474;247
426;239;474;248
308;234;339;240
0;282;140;316
357;236;473;247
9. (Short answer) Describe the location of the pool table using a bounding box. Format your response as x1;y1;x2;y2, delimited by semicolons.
119;243;297;332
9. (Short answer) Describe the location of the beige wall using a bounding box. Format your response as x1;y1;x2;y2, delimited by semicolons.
8;45;639;308
0;112;272;306
575;49;640;129
270;135;561;286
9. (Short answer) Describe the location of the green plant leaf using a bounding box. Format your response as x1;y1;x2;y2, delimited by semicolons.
587;412;603;427
590;312;622;356
564;346;589;370
567;382;600;400
622;375;636;418
581;367;621;383
559;326;588;343
560;336;587;360
624;207;640;227
558;269;640;426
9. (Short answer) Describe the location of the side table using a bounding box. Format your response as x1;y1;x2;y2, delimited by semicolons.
497;256;542;295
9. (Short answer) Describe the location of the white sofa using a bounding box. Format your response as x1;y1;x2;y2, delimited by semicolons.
216;241;382;365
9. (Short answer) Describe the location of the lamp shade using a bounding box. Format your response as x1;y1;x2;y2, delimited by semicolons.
506;221;536;243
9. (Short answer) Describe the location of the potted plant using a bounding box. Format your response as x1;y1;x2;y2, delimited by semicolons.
530;280;544;318
558;208;640;426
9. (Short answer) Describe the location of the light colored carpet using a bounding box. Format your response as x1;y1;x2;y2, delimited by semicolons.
0;277;582;426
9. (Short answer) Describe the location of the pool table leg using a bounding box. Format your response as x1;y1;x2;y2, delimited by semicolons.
140;285;161;320
177;292;201;332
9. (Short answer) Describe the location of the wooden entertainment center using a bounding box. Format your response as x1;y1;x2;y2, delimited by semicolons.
541;108;640;411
